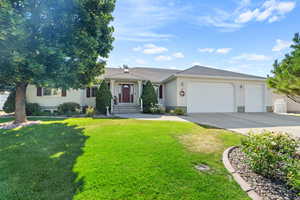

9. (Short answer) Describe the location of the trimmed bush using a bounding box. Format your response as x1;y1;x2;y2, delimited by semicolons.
57;102;81;115
3;90;15;113
141;81;158;113
26;103;41;116
85;106;96;117
241;131;300;191
174;108;185;115
96;81;112;114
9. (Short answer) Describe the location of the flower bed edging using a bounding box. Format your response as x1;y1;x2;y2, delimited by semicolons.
223;146;262;200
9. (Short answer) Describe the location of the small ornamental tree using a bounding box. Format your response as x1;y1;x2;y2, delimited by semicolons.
141;81;158;113
0;0;116;123
267;33;300;103
96;81;112;114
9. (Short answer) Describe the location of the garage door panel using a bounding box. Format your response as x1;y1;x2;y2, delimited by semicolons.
187;82;235;113
245;84;264;112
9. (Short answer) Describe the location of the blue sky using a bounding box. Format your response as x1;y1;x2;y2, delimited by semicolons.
107;0;299;77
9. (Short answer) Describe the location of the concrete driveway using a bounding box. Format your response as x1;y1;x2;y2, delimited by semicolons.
185;113;300;138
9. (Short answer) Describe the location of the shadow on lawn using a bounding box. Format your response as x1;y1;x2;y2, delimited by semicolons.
0;121;88;200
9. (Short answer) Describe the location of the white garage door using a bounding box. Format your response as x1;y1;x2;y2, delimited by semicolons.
187;82;235;113
245;84;264;112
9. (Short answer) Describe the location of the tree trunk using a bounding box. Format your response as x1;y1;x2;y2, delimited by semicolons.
14;83;28;124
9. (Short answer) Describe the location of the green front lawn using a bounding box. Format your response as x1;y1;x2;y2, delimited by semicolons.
0;118;249;200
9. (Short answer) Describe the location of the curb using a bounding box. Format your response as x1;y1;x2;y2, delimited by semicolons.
223;147;262;200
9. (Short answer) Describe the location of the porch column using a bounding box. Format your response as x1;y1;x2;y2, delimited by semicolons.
138;80;143;99
110;80;115;97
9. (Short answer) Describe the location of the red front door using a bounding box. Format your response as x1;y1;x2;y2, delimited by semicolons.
122;85;131;103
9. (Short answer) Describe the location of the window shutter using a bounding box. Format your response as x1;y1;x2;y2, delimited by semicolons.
159;85;163;99
37;87;42;96
86;87;91;98
61;89;67;97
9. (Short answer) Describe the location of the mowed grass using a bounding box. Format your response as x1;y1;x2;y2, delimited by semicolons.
0;118;249;200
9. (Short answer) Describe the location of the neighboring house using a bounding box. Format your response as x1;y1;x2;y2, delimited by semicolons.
26;65;273;114
0;91;9;111
272;93;300;113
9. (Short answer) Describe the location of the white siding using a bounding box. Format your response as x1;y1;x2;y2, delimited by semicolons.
164;79;178;107
0;93;9;110
26;85;84;108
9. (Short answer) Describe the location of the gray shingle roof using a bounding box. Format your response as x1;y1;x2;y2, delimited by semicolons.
104;67;180;82
103;66;265;82
176;66;265;80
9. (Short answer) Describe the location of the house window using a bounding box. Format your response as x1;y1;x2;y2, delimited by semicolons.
43;88;52;96
92;87;97;97
38;88;64;97
86;87;97;98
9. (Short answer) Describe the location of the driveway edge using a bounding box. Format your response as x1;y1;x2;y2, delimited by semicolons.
223;146;262;200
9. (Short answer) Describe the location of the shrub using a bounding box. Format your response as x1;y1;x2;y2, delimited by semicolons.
174;108;185;115
141;81;158;113
96;81;112;114
241;131;300;190
287;160;300;191
85;106;96;117
3;90;15;113
26;103;41;116
57;102;81;115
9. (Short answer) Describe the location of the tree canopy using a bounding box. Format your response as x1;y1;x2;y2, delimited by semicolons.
0;0;116;122
267;33;300;103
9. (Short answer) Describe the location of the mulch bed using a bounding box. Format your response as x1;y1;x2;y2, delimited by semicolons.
229;147;300;200
0;121;41;130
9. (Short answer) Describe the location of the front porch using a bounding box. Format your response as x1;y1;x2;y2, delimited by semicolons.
109;80;143;114
110;80;143;105
108;79;164;114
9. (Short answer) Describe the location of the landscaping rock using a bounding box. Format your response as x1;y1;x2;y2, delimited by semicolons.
0;121;41;130
228;147;300;200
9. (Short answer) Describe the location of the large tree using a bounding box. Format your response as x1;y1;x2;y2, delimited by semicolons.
267;33;300;103
0;0;115;123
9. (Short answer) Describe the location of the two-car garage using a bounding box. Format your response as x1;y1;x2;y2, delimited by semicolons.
186;81;265;113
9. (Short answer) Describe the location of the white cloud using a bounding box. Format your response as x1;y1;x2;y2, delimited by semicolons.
235;9;259;23
198;48;215;53
192;62;203;66
272;39;292;51
236;0;296;24
155;55;173;61
216;48;232;54
232;53;271;61
143;44;168;54
132;46;142;52
198;48;232;54
198;0;296;31
135;59;146;65
172;52;185;58
113;0;187;42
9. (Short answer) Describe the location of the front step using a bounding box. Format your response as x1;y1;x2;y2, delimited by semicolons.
112;104;141;114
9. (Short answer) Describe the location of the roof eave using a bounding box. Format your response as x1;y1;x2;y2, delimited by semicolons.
162;74;266;83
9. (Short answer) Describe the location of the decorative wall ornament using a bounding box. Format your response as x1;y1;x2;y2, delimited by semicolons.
179;90;185;97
